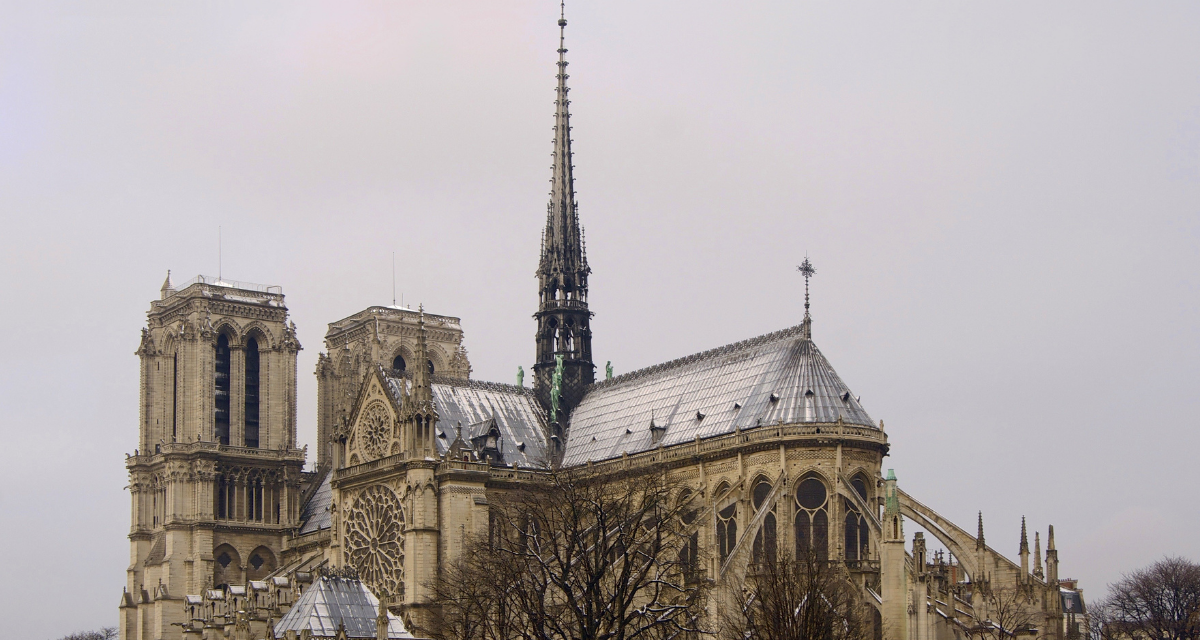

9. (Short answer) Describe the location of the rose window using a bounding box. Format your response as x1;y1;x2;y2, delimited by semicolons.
345;484;405;598
359;401;392;460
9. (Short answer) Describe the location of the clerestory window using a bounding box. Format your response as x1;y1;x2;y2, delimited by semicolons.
795;476;829;560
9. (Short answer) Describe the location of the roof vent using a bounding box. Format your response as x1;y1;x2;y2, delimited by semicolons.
437;430;447;439
650;419;667;445
625;428;632;435
695;411;705;420
804;389;815;397
733;402;742;409
769;393;779;403
517;442;526;452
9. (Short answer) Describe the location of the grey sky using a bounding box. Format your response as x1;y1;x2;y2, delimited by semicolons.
2;2;1198;636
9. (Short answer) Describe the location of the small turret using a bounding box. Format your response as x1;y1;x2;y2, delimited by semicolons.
1034;531;1044;580
160;270;175;299
1019;516;1030;582
1046;525;1059;584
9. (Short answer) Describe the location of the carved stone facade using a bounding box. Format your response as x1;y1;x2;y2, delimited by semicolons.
122;276;306;640
316;306;470;468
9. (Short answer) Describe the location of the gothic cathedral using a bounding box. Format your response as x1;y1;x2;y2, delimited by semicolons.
121;11;1083;640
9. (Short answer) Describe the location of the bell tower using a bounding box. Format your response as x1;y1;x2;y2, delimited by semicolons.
534;7;595;428
122;274;306;640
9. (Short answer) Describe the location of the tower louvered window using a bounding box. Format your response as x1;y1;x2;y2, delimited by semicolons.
214;334;231;445
244;337;260;448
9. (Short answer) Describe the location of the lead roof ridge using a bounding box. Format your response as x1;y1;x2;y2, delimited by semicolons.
384;371;536;397
588;323;808;391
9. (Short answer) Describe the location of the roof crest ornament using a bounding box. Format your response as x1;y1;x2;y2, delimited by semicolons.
798;256;816;339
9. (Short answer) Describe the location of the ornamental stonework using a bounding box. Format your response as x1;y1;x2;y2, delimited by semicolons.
345;484;406;598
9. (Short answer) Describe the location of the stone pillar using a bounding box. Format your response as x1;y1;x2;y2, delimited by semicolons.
880;470;908;640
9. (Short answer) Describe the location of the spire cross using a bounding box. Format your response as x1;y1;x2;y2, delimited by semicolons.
797;257;815;317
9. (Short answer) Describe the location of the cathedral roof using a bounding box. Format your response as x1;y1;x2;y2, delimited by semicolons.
298;469;333;535
561;324;876;466
272;574;414;639
383;374;551;468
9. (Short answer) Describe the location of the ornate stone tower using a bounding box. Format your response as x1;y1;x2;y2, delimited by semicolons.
316;306;469;468
122;274;306;640
534;8;594;429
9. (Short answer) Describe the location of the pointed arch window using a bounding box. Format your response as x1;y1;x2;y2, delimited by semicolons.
171;352;178;442
846;474;871;561
214;334;231;445
244;337;260;448
751;478;777;565
392;355;406;375
678;489;701;581
716;487;738;563
795;476;829;560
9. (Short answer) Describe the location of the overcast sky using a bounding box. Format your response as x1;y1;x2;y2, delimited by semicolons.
2;2;1199;636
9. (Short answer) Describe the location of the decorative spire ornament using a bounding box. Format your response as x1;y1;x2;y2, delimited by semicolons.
798;257;816;338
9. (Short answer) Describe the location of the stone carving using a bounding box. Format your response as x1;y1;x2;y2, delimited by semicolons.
358;401;392;461
345;485;405;598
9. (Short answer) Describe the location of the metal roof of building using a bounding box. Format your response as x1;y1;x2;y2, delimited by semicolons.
383;375;551;468
299;470;333;535
272;575;414;639
562;324;875;466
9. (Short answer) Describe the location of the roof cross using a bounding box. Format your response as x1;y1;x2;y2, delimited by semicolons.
797;257;816;338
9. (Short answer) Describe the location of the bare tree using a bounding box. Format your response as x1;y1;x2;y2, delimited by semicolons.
1098;557;1200;640
965;588;1036;640
429;467;709;640
722;547;871;640
57;628;118;640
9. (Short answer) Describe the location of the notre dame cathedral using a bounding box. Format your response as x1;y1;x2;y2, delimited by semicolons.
120;11;1084;640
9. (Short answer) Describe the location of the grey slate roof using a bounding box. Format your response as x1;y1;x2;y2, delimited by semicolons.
272;575;414;639
561;324;875;467
299;470;333;535
383;374;551;468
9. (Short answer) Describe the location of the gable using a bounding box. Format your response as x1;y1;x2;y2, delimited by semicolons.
346;371;401;465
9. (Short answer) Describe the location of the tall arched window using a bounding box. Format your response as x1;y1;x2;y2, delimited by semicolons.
846;474;870;561
244;337;260;448
392;355;406;375
795;476;829;560
171;352;178;442
716;491;737;563
751;478;777;565
214;334;231;445
677;489;700;581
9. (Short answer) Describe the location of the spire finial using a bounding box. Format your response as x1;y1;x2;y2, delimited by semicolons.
976;511;985;549
798;256;816;338
1020;516;1029;553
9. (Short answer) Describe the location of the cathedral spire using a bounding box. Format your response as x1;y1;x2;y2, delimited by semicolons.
976;511;986;550
539;1;588;283
534;2;595;434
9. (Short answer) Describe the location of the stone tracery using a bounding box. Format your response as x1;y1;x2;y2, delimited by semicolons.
344;484;405;599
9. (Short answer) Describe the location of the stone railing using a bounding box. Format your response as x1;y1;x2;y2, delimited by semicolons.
579;420;887;476
127;441;305;465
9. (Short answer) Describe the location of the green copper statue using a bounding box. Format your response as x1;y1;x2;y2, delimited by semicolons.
550;354;564;423
606;361;613;380
516;365;524;388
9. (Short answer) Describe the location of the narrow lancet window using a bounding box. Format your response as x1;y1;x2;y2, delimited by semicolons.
214;334;231;445
244;337;260;448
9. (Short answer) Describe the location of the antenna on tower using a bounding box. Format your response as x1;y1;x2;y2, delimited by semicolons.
218;226;222;281
392;252;397;306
